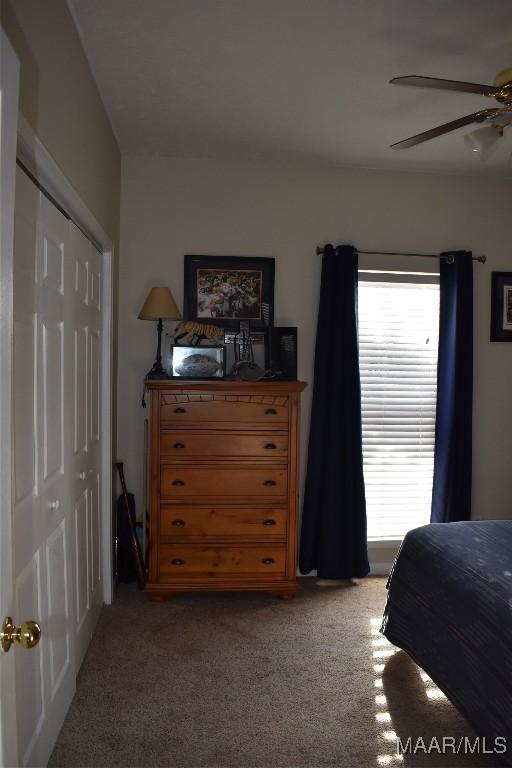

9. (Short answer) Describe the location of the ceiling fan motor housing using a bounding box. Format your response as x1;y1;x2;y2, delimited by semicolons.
493;67;512;105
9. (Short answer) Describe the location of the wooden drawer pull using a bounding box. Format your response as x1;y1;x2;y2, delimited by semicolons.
171;558;185;566
262;558;275;565
173;442;185;449
173;407;187;414
264;443;277;450
172;479;186;487
263;519;276;526
171;519;186;526
263;480;276;486
265;408;277;415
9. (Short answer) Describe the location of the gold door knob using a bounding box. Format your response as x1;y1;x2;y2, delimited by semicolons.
1;616;41;653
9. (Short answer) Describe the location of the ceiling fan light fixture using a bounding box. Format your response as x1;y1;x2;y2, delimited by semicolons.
463;123;504;161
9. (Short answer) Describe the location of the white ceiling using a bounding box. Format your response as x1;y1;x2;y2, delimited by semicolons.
68;0;512;176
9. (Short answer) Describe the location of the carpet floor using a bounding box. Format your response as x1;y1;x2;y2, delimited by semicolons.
49;578;492;768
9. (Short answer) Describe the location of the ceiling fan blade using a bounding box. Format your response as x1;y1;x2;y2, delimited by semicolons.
391;112;489;150
390;75;499;97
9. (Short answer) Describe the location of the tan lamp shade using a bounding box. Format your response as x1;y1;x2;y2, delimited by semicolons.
138;287;181;321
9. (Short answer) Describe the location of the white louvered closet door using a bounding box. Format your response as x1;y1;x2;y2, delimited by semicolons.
358;276;440;541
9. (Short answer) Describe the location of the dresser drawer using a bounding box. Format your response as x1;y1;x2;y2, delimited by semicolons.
160;395;289;425
160;505;287;538
161;466;287;499
158;544;286;578
161;431;288;458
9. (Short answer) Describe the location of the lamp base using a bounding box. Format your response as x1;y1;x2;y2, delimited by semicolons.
145;362;169;380
145;319;169;379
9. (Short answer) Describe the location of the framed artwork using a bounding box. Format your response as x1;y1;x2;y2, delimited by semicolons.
184;255;275;331
491;272;512;342
267;326;298;380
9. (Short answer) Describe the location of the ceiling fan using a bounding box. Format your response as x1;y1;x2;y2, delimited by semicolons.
390;66;512;150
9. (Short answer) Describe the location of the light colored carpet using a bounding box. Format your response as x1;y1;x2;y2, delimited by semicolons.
49;578;492;768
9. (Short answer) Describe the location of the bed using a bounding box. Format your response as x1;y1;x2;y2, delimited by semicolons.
381;520;512;764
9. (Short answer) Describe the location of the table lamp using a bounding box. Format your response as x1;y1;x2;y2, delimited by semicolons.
138;287;181;379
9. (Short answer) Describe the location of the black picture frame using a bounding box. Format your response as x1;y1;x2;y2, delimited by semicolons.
184;255;275;331
490;272;512;342
267;326;298;380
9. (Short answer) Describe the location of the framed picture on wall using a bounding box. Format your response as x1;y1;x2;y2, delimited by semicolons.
491;272;512;342
183;255;275;331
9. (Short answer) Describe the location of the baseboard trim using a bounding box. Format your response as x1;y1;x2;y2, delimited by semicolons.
369;562;393;576
298;566;392;579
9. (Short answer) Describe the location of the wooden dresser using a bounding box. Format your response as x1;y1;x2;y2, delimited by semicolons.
144;379;306;600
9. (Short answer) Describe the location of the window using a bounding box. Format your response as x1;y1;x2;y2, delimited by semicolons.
358;273;440;541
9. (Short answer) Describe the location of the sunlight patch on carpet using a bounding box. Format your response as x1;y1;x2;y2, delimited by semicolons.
371;616;404;766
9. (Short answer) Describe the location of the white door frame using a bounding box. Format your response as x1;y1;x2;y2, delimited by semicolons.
0;27;20;768
16;113;115;606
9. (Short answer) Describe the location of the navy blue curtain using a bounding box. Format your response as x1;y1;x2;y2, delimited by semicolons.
431;251;473;523
299;244;369;579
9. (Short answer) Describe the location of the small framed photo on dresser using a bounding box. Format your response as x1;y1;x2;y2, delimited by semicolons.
170;345;225;378
490;272;512;341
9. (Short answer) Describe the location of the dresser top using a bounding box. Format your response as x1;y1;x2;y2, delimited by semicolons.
144;378;307;393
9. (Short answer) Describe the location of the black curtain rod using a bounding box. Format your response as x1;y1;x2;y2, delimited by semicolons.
315;246;486;264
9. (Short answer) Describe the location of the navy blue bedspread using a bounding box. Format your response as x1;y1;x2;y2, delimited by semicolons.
381;520;512;764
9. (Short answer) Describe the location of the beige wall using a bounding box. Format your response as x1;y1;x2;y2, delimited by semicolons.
2;0;121;244
119;155;512;565
2;0;121;456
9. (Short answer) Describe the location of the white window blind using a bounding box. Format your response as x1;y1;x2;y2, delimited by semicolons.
358;276;440;541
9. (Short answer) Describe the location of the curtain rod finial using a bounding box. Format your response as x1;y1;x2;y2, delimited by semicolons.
316;246;324;255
